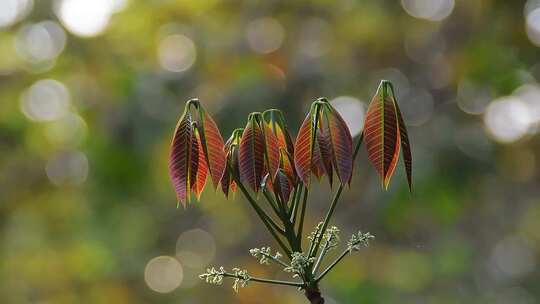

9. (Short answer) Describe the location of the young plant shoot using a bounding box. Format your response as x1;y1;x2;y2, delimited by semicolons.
168;80;412;304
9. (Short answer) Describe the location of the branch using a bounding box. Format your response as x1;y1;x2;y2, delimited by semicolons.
233;174;291;257
296;187;309;247
308;186;342;258
314;248;348;282
315;231;374;282
311;227;339;275
309;134;364;259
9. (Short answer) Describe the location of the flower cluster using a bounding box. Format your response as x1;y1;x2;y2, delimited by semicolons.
284;252;315;278
347;231;375;252
199;267;226;286
249;247;283;265
231;268;250;292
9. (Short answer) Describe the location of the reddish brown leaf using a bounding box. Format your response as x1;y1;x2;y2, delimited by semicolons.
274;169;292;203
311;134;325;180
221;168;232;198
323;104;353;185
192;130;208;200
394;97;413;191
169;112;195;207
279;148;296;183
264;109;294;155
263;124;280;179
363;81;401;189
239;117;265;192
294;108;315;186
316;121;334;186
221;132;241;198
198;109;226;188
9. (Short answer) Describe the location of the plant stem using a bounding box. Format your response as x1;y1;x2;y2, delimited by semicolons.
222;273;303;287
296;187;309;247
311;233;335;276
258;252;290;268
234;178;291;257
308;186;343;258
315;248;349;282
262;189;282;219
290;183;304;224
352;133;364;165
305;284;325;304
309;134;364;259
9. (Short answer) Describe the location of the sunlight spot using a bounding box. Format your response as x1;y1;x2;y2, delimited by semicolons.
45;112;88;146
514;84;540;125
145;256;183;293
491;237;536;279
484;97;532;143
20;79;70;122
0;0;33;28
330;96;365;137
56;0;113;37
176;228;216;268
158;34;197;73
400;88;434;126
246;17;285;54
15;21;66;64
46;150;89;186
457;80;493;115
401;0;455;21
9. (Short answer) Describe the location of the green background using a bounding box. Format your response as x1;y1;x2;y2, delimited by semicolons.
1;0;540;303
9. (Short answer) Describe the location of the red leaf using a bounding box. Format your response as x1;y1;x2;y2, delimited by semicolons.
294;108;315;186
395;99;412;191
199;109;226;188
239;117;265;192
311;134;325;180
322;104;353;185
316;122;334;186
169;112;195;207
279;148;296;183
274;169;292;203
192;130;208;200
363;81;401;189
264;109;294;155
221;132;241;198
263;124;280;179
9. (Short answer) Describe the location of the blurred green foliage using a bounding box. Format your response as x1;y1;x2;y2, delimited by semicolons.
1;0;540;303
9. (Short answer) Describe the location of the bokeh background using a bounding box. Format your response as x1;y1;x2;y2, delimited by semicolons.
2;0;540;303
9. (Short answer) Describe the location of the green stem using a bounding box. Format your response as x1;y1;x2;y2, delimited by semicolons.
296;187;309;248
262;190;285;222
223;273;304;287
258;252;290;268
234;178;291;257
315;248;349;282
309;134;364;259
309;186;343;258
352;133;364;165
290;183;304;224
311;233;335;276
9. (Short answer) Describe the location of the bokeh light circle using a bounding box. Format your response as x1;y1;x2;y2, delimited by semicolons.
176;228;216;268
56;0;113;37
144;256;183;293
15;21;67;63
330;96;365;137
401;0;455;21
20;79;70;122
158;34;197;73
484;97;532;143
246;17;285;54
46;150;89;186
0;0;33;28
